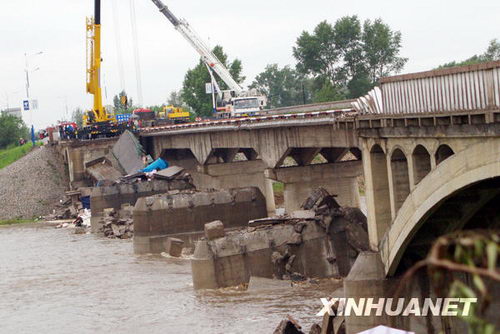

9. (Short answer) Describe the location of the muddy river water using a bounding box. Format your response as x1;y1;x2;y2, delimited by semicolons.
0;223;340;334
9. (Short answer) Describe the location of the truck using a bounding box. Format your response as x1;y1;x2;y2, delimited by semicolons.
149;0;267;117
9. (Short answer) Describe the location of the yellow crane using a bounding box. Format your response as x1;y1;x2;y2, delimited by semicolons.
80;0;131;139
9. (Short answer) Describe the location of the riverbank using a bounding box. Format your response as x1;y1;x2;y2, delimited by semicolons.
0;218;35;226
0;145;68;220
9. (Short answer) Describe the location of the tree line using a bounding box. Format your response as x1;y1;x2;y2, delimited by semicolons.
70;17;499;121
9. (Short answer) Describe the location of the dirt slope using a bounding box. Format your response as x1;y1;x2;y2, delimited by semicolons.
0;146;68;219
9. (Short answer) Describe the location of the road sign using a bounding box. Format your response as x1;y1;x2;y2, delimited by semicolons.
205;83;213;94
23;100;30;111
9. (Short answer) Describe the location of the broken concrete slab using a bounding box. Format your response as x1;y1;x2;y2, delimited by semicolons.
204;220;225;240
273;316;305;334
291;210;316;219
164;237;184;257
191;188;370;290
85;157;123;182
154;166;184;180
111;130;145;175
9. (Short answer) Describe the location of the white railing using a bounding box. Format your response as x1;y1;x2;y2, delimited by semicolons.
354;61;500;114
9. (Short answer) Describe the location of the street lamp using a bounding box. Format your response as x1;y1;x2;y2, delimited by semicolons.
24;51;43;146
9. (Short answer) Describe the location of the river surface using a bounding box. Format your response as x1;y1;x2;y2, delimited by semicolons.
0;223;341;334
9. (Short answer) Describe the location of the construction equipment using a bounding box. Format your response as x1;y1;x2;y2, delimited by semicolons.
159;105;190;123
80;0;132;139
149;0;267;117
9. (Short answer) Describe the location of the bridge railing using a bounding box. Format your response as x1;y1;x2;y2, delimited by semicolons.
355;60;500;114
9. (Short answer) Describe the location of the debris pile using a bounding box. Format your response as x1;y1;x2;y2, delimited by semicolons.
118;165;193;185
191;188;369;289
99;205;134;239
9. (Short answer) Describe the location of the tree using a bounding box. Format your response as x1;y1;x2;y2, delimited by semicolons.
250;64;312;108
167;90;184;106
0;114;29;148
112;90;134;114
438;39;500;68
293;16;407;99
181;45;244;117
483;39;500;60
71;108;84;128
362;19;407;83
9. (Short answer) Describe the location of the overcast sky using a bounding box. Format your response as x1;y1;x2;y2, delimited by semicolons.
0;0;498;129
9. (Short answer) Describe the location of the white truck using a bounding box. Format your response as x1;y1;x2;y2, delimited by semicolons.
149;0;267;117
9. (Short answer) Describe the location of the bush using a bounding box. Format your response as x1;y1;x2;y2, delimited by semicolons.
0;114;29;149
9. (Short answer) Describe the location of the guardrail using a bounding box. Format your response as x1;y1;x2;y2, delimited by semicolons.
379;61;500;114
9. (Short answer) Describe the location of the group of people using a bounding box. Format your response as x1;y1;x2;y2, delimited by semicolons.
59;124;77;140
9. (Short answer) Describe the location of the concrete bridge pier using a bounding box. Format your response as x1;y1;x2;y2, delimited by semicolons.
265;160;363;213
192;160;276;215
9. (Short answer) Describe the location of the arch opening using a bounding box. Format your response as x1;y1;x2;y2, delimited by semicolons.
435;144;454;165
412;145;431;185
391;148;410;213
394;177;500;275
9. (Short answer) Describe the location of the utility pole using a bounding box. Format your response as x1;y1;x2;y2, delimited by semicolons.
24;51;43;146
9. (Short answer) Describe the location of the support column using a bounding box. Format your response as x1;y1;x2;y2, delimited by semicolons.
192;160;275;215
265;161;362;213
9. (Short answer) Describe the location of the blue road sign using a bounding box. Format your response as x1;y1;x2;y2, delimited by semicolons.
23;100;30;111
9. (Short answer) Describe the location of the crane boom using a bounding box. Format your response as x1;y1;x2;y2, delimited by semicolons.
86;0;104;122
150;0;243;95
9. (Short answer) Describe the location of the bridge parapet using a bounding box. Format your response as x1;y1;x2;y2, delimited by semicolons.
354;60;500;115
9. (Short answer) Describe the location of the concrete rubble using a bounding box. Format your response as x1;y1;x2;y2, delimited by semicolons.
273;316;305;334
191;188;369;290
98;205;134;239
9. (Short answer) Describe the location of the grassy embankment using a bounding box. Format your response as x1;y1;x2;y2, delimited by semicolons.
0;142;39;169
0;219;35;226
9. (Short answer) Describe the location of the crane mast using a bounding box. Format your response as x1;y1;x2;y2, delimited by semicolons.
85;0;106;124
150;0;243;95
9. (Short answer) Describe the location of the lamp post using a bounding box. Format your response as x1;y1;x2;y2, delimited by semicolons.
24;51;43;146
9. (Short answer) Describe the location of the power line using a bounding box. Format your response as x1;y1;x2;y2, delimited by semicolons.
129;0;143;107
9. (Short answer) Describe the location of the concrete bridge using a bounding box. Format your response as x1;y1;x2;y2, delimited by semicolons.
58;60;499;332
138;61;500;333
140;61;500;272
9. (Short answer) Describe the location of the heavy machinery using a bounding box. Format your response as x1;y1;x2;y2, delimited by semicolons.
80;0;131;139
149;0;267;117
159;105;190;123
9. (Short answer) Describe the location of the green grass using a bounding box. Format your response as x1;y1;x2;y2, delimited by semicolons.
273;182;284;194
0;219;35;226
0;142;40;169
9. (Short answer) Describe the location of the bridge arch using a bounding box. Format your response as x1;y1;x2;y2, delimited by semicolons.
435;144;454;165
412;145;431;184
380;140;500;276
